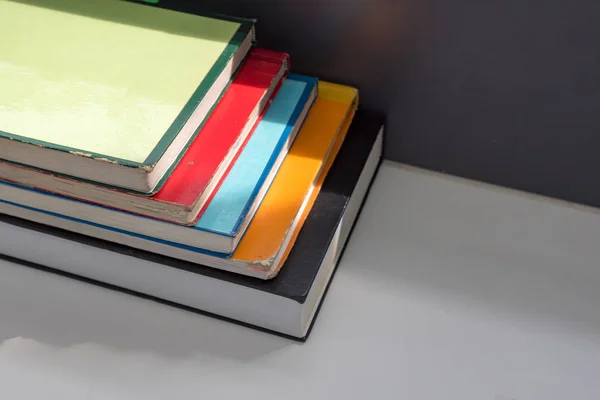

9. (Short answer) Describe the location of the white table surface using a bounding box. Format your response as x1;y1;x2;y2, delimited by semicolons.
1;161;599;399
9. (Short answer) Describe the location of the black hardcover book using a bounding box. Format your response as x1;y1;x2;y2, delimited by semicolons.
0;110;385;340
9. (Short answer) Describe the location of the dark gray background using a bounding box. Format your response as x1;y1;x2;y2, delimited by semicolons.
163;0;600;208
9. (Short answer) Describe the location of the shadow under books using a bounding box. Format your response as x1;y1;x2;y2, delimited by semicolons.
0;258;292;360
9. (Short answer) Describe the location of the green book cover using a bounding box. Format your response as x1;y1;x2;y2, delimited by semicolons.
0;0;255;178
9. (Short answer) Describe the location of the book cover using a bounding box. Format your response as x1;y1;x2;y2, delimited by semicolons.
0;48;289;225
264;82;360;276
0;0;255;190
0;74;318;254
230;81;359;276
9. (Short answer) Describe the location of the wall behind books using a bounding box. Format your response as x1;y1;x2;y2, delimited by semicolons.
162;0;600;208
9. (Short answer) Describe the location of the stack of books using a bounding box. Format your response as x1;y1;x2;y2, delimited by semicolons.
0;0;383;339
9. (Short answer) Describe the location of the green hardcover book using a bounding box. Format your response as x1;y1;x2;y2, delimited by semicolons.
0;0;255;194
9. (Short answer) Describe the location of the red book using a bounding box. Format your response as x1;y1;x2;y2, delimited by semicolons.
0;48;290;225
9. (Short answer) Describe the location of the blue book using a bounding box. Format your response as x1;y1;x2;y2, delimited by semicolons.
0;75;318;256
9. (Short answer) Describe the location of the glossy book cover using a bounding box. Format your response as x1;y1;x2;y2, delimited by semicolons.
0;0;255;190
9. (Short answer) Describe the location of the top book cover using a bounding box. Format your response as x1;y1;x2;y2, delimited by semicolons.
0;0;255;193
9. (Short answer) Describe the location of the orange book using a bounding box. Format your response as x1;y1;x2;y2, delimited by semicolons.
232;81;359;278
272;88;358;275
